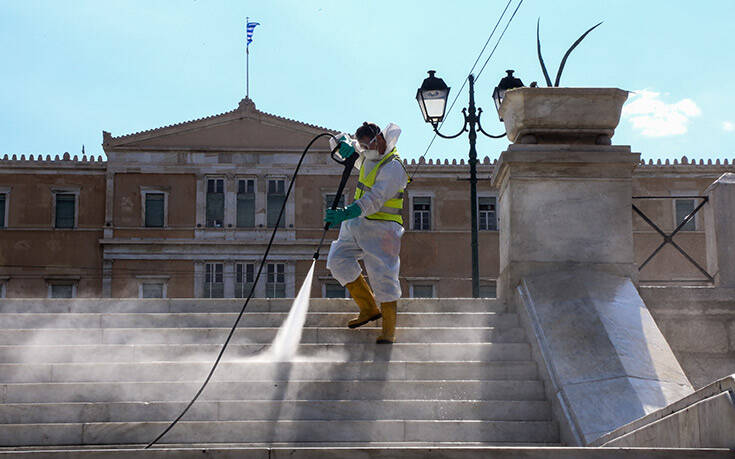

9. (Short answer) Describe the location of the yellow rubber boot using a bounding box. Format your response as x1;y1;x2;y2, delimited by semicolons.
376;301;397;344
345;275;381;329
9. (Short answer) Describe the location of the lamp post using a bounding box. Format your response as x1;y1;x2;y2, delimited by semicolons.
416;69;523;297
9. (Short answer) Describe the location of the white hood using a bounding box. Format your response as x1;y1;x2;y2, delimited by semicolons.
381;122;401;154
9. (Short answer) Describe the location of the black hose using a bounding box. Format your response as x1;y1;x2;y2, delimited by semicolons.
145;132;338;448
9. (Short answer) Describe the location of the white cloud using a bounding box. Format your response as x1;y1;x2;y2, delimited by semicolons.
723;121;735;132
622;90;701;137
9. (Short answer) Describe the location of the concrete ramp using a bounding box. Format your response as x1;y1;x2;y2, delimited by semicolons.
516;269;694;444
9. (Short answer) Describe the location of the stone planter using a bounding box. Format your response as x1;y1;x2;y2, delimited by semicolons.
499;87;628;145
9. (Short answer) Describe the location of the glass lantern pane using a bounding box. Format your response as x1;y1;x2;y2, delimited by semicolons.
417;93;429;122
422;89;448;119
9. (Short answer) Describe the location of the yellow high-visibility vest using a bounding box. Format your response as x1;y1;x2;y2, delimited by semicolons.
354;148;408;225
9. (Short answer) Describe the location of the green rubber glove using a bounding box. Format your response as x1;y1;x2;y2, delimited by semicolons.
337;136;356;160
324;203;361;226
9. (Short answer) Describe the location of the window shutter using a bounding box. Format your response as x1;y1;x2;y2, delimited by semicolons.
51;284;74;298
145;193;164;227
412;284;434;298
675;199;696;231
0;194;5;228
325;281;347;298
206;179;225;228
55;194;75;228
267;180;286;228
237;180;255;228
142;283;164;298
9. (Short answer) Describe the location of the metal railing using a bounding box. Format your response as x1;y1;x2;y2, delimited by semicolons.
632;196;713;283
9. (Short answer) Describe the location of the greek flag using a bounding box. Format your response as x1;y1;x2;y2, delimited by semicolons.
246;21;260;46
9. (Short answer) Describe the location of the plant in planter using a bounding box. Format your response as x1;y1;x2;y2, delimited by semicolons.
536;19;603;87
499;20;629;145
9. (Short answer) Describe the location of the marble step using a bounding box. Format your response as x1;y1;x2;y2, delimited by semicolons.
2;446;732;458
0;312;519;329
0;342;532;363
0;360;539;383
0;399;552;424
0;299;506;314
0;326;525;348
0;419;559;446
0;325;527;346
1;380;547;403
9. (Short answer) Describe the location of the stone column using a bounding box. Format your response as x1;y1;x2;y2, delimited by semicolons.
491;144;640;301
491;87;693;445
102;260;112;298
104;172;114;239
704;173;735;287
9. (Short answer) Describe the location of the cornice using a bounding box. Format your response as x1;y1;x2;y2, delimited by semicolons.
103;98;337;148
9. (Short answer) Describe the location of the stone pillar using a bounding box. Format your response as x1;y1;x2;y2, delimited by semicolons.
491;144;640;301
491;87;693;445
102;260;112;298
104;172;114;239
704;173;735;288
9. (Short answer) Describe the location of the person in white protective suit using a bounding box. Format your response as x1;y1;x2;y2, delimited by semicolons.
325;122;409;344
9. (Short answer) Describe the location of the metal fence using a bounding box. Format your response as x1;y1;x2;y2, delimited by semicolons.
632;196;714;283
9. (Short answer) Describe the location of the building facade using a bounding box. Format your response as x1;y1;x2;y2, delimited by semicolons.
0;98;732;299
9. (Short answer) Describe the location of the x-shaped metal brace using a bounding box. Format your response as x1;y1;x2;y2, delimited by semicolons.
632;197;713;282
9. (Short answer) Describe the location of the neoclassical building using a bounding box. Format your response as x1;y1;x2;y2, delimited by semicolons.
0;98;731;299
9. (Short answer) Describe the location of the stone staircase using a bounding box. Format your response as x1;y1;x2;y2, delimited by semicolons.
0;298;558;447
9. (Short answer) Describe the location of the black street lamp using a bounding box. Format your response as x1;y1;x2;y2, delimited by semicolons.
416;70;450;126
492;70;524;121
416;70;523;298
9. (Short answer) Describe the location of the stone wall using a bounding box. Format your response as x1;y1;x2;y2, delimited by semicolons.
595;375;735;448
640;285;735;388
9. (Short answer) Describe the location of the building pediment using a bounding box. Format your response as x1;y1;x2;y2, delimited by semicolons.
103;98;336;152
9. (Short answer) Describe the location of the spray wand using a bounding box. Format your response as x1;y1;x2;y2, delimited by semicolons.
314;145;358;260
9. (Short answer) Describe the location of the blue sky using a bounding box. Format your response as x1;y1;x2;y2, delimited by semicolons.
1;0;733;163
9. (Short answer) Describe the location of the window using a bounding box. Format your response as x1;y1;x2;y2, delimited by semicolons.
145;193;165;227
267;179;286;228
479;196;497;231
204;262;224;298
0;281;6;298
206;178;225;228
479;282;497;298
411;284;434;298
324;193;345;220
675;199;696;231
413;196;431;231
0;193;6;228
137;276;168;298
49;283;75;298
324;280;347;298
235;263;255;298
266;263;286;298
237;179;256;228
55;193;76;228
141;283;165;298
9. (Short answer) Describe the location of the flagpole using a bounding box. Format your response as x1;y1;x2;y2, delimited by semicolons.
246;16;249;99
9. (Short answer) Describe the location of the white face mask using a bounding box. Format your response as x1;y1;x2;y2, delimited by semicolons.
359;131;382;161
363;149;381;160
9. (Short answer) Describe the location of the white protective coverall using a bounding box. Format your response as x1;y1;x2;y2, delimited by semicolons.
326;123;408;303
